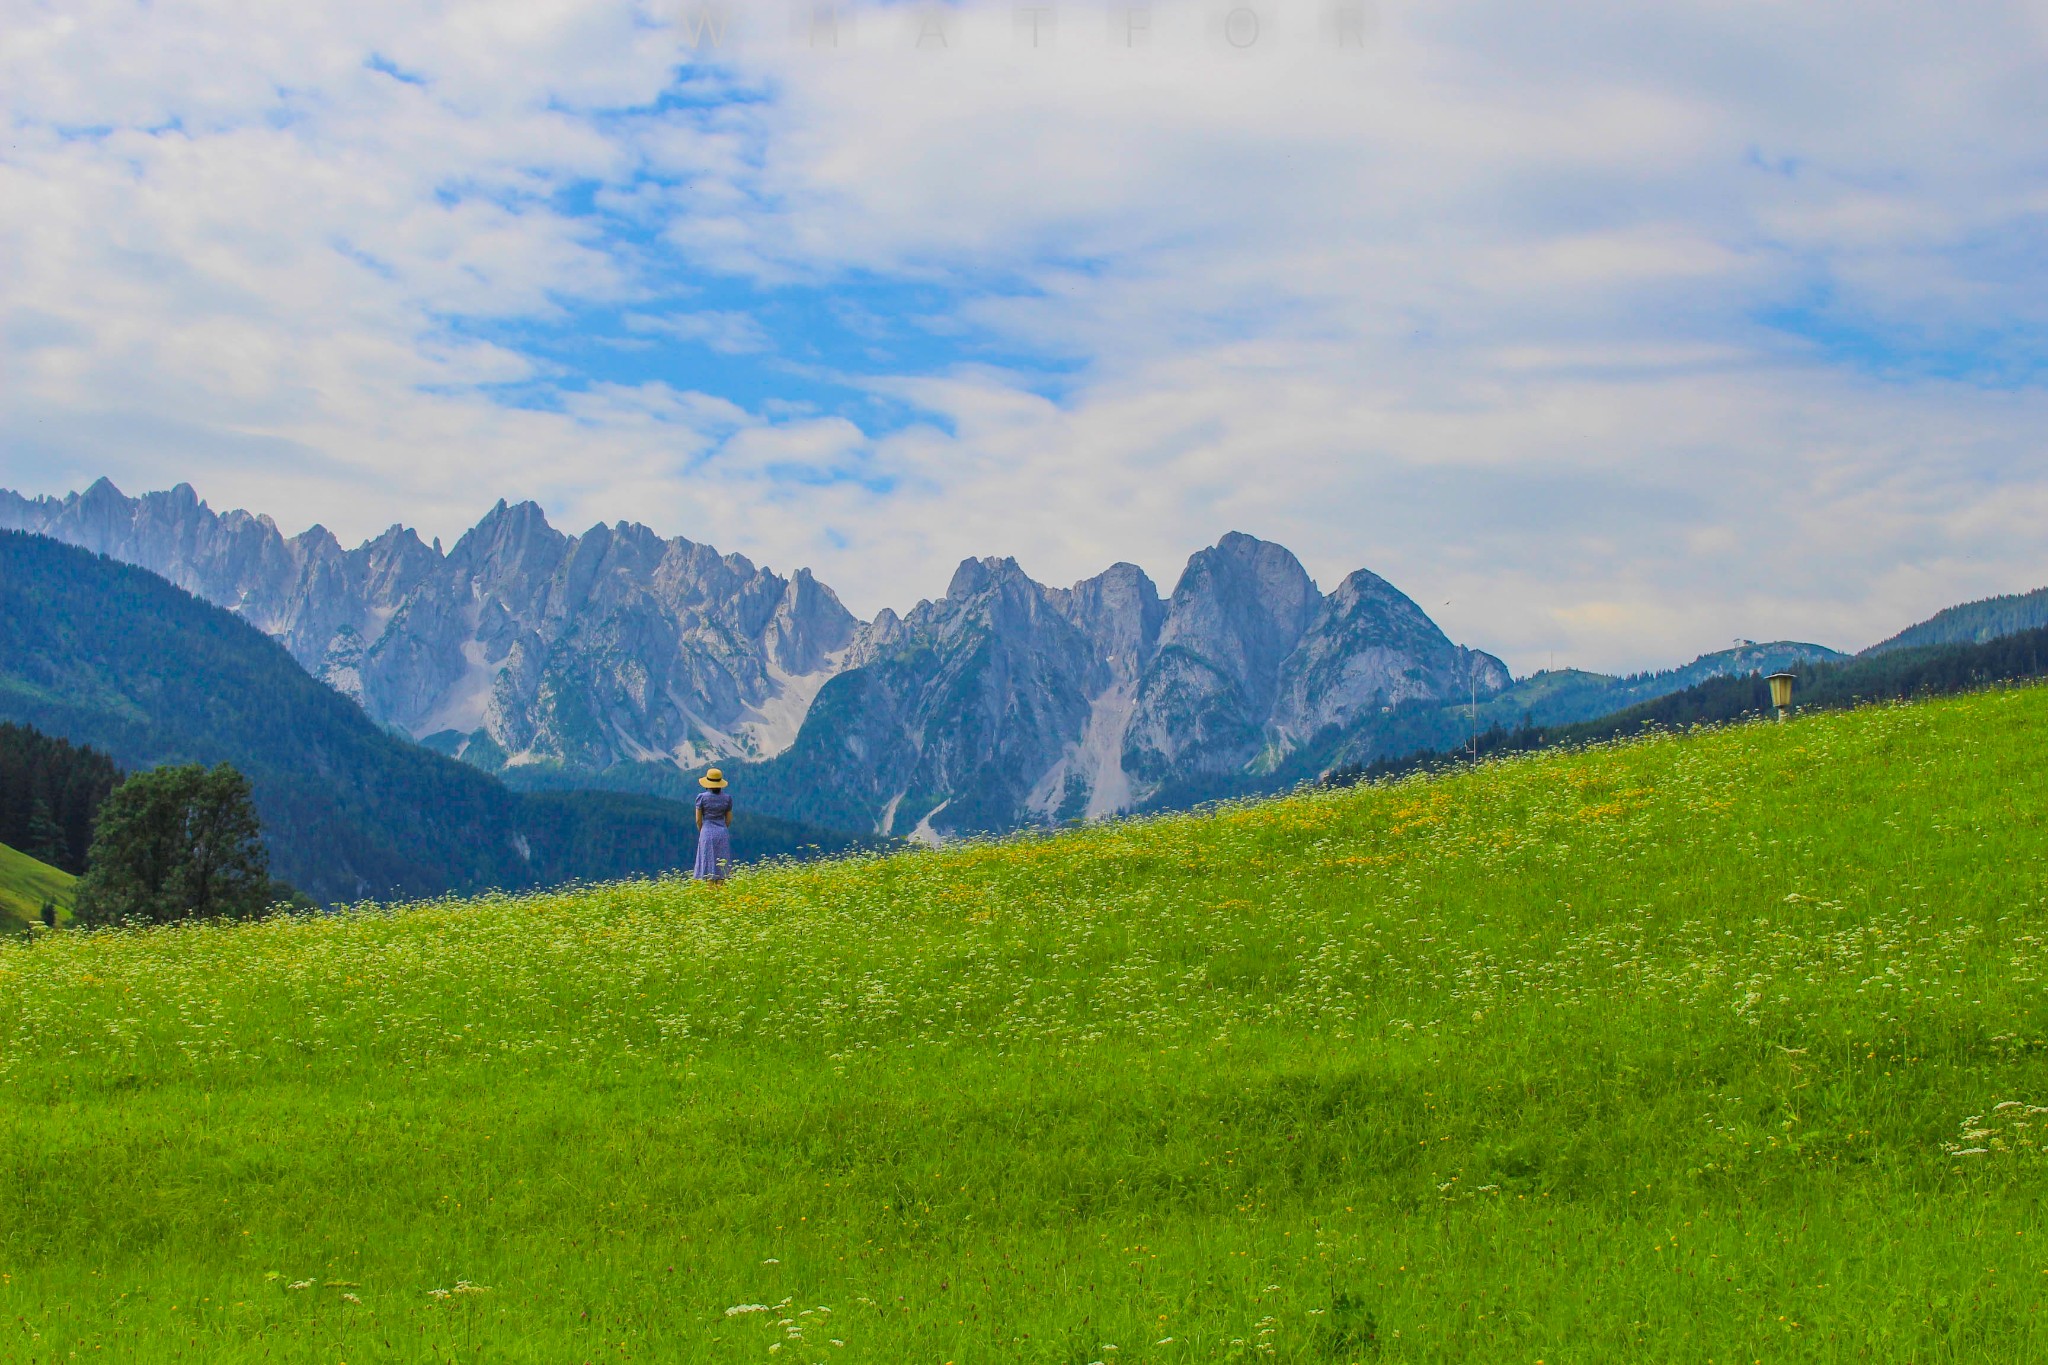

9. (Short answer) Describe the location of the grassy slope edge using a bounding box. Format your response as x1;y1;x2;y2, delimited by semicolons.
3;687;2047;1362
0;839;73;932
1334;622;2048;787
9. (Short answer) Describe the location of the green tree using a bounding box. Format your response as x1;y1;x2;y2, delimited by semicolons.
24;797;65;866
74;764;277;925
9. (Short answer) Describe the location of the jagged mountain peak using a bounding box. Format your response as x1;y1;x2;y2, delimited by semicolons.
1087;560;1155;587
364;522;427;551
1314;566;1463;648
1180;530;1317;587
292;523;346;558
447;500;570;587
1267;568;1509;747
764;567;857;676
0;479;861;774
1057;560;1160;610
458;495;556;539
1053;562;1164;683
1327;564;1400;601
945;554;1036;600
1168;533;1320;622
860;605;906;655
1;478;1519;837
890;556;1073;656
1155;532;1321;706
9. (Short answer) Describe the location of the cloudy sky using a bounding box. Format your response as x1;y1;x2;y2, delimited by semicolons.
5;0;2048;672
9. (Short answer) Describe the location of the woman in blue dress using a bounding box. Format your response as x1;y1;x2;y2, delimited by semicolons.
693;768;734;882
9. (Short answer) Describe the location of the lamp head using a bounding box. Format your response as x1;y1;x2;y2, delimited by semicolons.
1766;672;1797;711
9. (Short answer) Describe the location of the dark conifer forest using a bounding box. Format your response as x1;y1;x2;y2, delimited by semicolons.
0;723;120;873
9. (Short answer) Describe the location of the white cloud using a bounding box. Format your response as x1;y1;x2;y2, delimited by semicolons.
4;0;2048;673
626;309;776;354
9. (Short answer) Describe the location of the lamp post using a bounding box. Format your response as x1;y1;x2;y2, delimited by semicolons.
1767;672;1796;724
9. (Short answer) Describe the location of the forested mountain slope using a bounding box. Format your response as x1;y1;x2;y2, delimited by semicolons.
1862;584;2048;655
0;532;874;901
0;723;119;875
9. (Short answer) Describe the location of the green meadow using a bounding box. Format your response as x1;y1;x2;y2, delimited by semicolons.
0;841;71;935
4;688;2048;1363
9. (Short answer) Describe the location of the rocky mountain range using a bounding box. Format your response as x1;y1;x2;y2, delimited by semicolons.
0;528;873;902
2;480;1510;837
0;479;859;769
731;538;1513;838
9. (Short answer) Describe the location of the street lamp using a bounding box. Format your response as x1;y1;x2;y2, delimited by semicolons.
1767;672;1797;724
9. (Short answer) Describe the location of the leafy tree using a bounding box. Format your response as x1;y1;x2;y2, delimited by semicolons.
74;764;278;925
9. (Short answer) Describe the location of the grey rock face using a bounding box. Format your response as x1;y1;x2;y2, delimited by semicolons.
1035;563;1167;820
2;480;1511;834
0;480;857;771
1049;562;1166;687
1268;568;1512;749
1122;532;1322;786
790;556;1102;839
765;534;1509;833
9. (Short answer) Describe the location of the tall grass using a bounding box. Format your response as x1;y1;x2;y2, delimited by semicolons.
4;688;2047;1362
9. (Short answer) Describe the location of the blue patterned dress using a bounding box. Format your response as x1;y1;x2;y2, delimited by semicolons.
693;791;733;880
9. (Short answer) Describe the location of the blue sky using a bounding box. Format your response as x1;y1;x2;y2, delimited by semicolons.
5;0;2048;673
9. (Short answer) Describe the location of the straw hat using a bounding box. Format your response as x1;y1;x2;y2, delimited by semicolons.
699;768;729;789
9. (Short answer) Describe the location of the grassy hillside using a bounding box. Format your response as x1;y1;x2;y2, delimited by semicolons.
1339;622;2048;786
0;838;72;931
4;687;2048;1361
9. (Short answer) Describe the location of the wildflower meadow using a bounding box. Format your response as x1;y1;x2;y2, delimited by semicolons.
4;688;2047;1362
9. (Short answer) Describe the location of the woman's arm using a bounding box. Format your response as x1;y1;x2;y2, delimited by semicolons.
695;807;703;831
